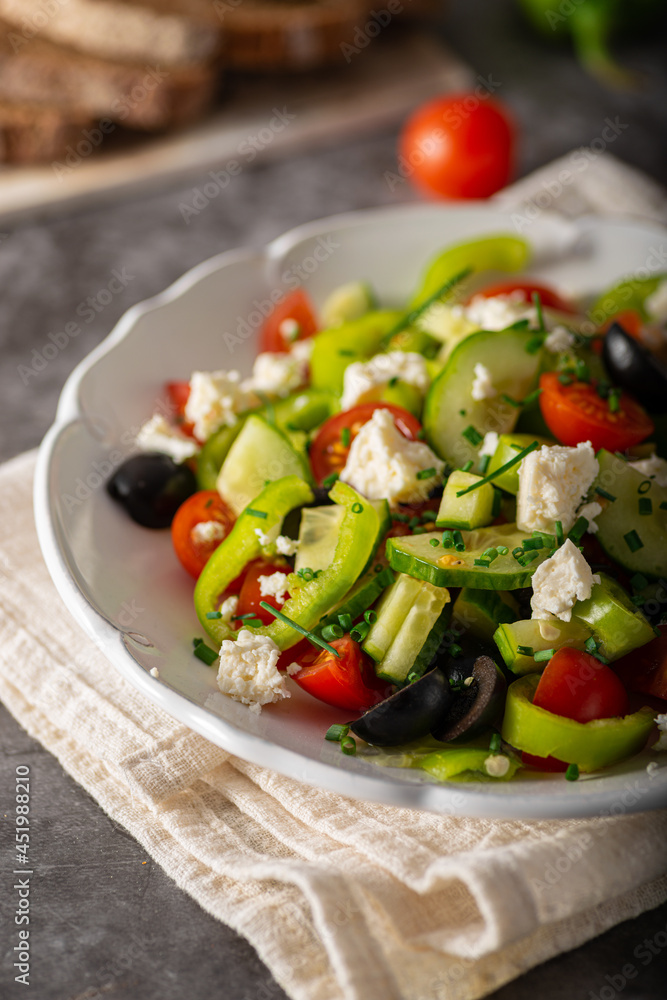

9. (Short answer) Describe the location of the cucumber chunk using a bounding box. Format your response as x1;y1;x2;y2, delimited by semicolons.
320;281;375;327
363;573;425;662
296;500;391;575
494;618;592;675
436;470;495;530
216;414;312;515
486;433;552;495
571;572;655;661
422;328;543;470
453;588;519;643
316;566;395;636
594;449;667;579
387;524;550;590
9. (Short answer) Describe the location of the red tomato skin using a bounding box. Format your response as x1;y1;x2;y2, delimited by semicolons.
470;280;577;315
259;289;318;354
399;95;515;200
310;403;422;484
235;560;290;626
533;647;629;724
171;491;234;578
613;625;667;702
166;381;196;438
521;752;568;773
292;635;389;712
538;372;654;453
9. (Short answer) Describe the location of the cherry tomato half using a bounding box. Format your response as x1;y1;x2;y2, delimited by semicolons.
235;559;290;626
310;403;422;484
538;371;654;453
613;624;667;703
470;280;577;315
166;380;196;438
171;491;235;578
398;94;515;200
291;635;390;712
259;289;318;354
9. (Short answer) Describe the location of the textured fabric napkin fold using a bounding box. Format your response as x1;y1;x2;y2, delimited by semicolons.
2;153;667;1000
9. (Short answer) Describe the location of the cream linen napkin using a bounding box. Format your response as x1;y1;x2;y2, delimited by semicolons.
3;154;667;1000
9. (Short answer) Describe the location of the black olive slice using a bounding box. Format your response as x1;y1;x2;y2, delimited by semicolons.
350;668;452;747
602;323;667;415
431;655;506;743
107;452;197;528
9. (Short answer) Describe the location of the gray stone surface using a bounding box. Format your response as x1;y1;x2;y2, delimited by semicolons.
1;2;667;998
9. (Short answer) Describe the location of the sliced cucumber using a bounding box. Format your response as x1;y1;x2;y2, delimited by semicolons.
196;418;246;490
436;470;495;530
296;501;391;575
571;573;655;661
363;574;424;662
309;310;402;395
422;328;543;470
486;433;552;495
320;281;375;327
594;449;667;579
216;414;312;515
316;566;395;636
387;524;550;590
494;618;592;676
453;588;519;643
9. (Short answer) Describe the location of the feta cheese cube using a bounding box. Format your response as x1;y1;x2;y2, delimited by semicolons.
244;351;307;398
544;325;575;354
185;370;259;442
339;407;444;505
275;534;299;556
628;454;667;488
576;500;602;534
465;292;538;331
471;362;497;402
289;338;314;364
517;441;599;534
479;431;499;458
216;629;289;707
191;520;227;545
219;595;239;622
254;525;280;547
258;571;290;602
341;351;430;411
531;539;600;622
136;414;199;464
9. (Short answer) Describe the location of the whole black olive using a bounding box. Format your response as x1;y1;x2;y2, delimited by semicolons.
107;453;197;528
350;668;452;747
602;322;667;415
431;655;506;743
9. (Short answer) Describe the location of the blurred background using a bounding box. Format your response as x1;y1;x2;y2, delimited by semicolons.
0;2;666;998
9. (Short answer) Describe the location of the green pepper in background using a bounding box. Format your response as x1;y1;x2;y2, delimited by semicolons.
516;0;666;89
410;235;530;308
589;274;667;328
501;674;655;771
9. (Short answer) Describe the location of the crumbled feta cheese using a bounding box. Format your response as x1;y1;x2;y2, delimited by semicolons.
279;317;301;342
628;454;667;488
216;629;289;707
185;370;259;442
289;337;314;364
258;571;290;602
485;755;510;778
339;408;444;505
254;525;280;547
465;292;537;331
136;414;199;463
654;714;667;752
244;351;307;398
544;325;575;354
645;280;667;323
191;520;227;545
576;500;602;534
517;441;599;534
417;301;478;343
285;661;302;676
341;351;430;411
149;667;160;679
471;363;497;402
275;534;299;556
479;431;499;458
531;539;600;622
219;595;239;622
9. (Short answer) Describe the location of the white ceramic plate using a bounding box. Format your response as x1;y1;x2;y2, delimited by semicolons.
34;203;667;819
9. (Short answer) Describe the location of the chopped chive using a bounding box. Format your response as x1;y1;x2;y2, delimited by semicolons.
501;393;522;408
338;348;356;357
532;530;556;547
568;516;589;543
522;537;544;550
575;359;589;381
393;512;410;523
474;558;490;567
631;595;646;607
429;537;440;547
236;612;258;620
532;291;545;331
421;510;436;522
449;644;463;658
409;516;420;529
461;460;474;472
489;732;502;753
558;372;574;385
246;508;268;519
322;471;339;489
412;526;428;534
388;376;399;388
351;502;363;513
321;624;344;641
639;497;653;516
416;428;426;440
565;763;580;782
350;621;370;643
624;529;644;552
534;648;555;662
364;610;377;625
596;380;610;399
584;636;599;653
630;573;648;592
193;641;218;666
325;724;349;742
337;613;353;631
341;427;351;448
340;736;357;756
512;546;524;560
519;550;541;565
517;645;534;656
193;636;204;648
479;454;491;474
417;467;437;480
522;388;543;407
244;618;264;629
455;440;540;497
381;266;472;344
204;498;213;508
442;530;455;548
637;480;652;495
482;547;499;562
497;545;509;555
452;530;465;552
525;334;545;354
596;487;616;502
555;520;564;546
259;602;341;657
205;611;222;620
608;388;621;413
462;425;483;446
407;671;421;684
594;652;609;664
459;408;467;417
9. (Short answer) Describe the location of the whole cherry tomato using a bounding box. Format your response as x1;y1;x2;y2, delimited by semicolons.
171;491;235;578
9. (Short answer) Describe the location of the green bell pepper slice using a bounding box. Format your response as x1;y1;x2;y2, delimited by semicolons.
589;273;667;327
309;310;403;395
501;674;655;772
410;235;531;308
413;747;520;782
